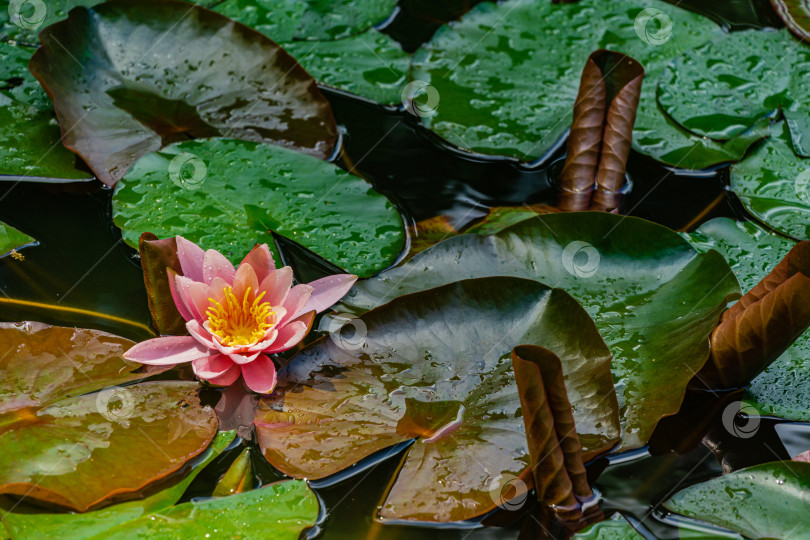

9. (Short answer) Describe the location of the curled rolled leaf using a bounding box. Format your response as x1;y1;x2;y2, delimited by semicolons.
558;50;644;212
512;345;595;521
770;0;810;42
139;233;185;336
699;241;810;389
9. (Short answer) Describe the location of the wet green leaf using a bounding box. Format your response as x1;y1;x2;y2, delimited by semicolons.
664;461;810;538
98;480;318;539
0;322;218;511
256;277;620;522
28;0;338;186
573;514;643;539
0;431;236;540
686;218;810;421
0;220;34;257
339;212;741;449
212;448;252;497
410;0;748;168
730;122;810;241
210;0;397;41
112;138;405;277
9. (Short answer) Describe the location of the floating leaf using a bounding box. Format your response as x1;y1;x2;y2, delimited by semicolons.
410;0;745;168
96;480;318;539
0;322;217;511
664;461;810;538
558;50;643;211
29;0;338;186
256;277;619;522
338;212;741;448
730;121;810;241
512;346;596;520
284;31;410;105
212;448;252;497
686;218;810;421
112;138;405;277
771;0;810;41
211;0;397;41
0;220;34;257
138;233;185;336
0;431;236;540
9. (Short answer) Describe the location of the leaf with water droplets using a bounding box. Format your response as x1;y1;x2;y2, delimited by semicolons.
255;277;619;522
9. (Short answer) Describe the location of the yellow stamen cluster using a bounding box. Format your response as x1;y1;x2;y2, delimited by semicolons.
206;286;275;347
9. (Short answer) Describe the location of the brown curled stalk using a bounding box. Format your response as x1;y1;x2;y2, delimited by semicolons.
139;232;186;336
512;345;594;521
558;50;644;213
698;241;810;389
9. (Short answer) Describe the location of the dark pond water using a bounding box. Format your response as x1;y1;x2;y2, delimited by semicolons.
0;0;806;538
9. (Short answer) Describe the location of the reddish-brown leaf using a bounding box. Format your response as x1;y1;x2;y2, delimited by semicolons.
139;233;186;336
770;0;810;41
699;241;810;389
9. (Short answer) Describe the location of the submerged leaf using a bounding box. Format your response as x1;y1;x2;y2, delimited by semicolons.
512;346;596;520
0;322;217;511
256;277;619;522
138;233;185;336
339;212;740;448
664;461;810;538
29;0;338;186
699;239;810;389
113;138;405;277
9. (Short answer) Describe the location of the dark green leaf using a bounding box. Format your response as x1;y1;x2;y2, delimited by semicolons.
573;514;644;539
339;212;741;448
112;138;405;277
212;447;252;497
29;0;338;186
256;277;619;522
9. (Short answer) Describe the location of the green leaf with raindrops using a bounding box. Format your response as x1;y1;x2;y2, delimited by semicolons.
112;138;406;277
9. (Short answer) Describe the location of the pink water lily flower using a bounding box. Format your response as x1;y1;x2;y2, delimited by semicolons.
124;237;357;394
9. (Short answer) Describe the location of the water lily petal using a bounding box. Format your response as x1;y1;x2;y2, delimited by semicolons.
227;350;262;365
241;355;277;394
203;249;235;285
263;267;293;306
124;336;208;365
187;319;216;349
168;269;193;322
264;320;309;354
192;354;234;378
246;328;279;353
189;281;213;323
302;274;358;314
240;243;275;283
232;262;259;302
174;274;205;322
176;236;205;282
206;364;242;386
280;284;314;325
208;276;229;305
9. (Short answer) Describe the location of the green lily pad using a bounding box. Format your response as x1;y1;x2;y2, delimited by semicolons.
0;220;34;256
0;322;218;511
210;0;397;41
0;431;236;540
686;217;810;421
730;121;810;241
100;480;318;539
256;277;620;522
0;42;91;180
112;138;405;277
28;0;338;186
338;212;741;449
573;514;644;539
664;461;810;538
410;0;750;168
284;30;410;105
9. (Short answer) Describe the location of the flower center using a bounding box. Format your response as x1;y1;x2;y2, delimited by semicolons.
206;286;275;347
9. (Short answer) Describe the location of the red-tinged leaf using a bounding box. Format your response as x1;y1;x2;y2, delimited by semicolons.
139;233;185;336
770;0;810;41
